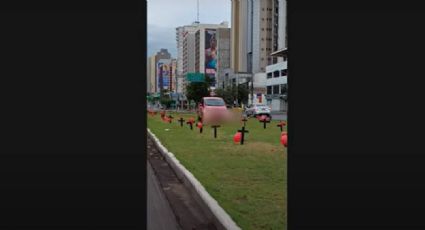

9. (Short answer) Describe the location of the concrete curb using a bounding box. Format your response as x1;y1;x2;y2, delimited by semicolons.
147;128;241;230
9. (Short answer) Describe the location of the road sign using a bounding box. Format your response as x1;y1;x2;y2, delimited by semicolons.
186;73;205;82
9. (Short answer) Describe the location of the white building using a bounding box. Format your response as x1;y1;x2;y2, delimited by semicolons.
265;58;287;111
264;0;287;111
176;21;229;92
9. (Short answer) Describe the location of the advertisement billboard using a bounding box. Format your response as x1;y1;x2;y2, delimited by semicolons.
205;29;217;86
157;59;171;91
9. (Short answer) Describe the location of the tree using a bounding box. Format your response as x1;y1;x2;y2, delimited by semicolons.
215;87;234;105
185;76;213;104
160;97;173;109
237;84;249;105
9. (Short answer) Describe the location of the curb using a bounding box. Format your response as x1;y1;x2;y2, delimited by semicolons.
147;128;241;230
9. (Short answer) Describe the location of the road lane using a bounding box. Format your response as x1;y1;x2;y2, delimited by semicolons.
147;161;180;230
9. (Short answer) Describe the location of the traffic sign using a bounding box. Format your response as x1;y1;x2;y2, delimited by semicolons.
186;73;205;82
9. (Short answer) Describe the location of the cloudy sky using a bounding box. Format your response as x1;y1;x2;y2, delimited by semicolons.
147;0;231;57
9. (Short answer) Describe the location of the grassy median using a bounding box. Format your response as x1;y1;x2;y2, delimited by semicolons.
148;112;287;230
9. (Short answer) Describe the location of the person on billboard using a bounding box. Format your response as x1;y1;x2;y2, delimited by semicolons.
205;33;217;70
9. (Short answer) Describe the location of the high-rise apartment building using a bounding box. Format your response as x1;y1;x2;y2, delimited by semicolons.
176;22;230;91
154;48;171;65
216;28;231;89
176;23;199;77
147;55;156;93
230;0;250;73
231;0;284;74
146;49;172;93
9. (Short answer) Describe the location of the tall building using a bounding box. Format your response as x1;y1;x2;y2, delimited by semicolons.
176;22;230;91
216;28;231;89
146;49;172;93
231;0;283;74
147;55;156;93
182;30;196;75
176;23;199;77
275;0;286;61
176;23;200;97
230;0;250;73
155;48;171;65
264;0;287;111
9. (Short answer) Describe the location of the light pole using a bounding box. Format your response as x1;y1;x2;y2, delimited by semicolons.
250;75;254;105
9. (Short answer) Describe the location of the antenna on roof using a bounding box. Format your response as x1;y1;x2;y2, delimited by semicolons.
195;0;200;23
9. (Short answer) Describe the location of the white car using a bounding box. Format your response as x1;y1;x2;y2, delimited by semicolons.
244;104;272;118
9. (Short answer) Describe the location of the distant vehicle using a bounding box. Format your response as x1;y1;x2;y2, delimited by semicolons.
244;104;272;118
197;97;230;124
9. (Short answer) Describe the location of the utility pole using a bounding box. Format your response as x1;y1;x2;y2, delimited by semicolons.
251;75;254;105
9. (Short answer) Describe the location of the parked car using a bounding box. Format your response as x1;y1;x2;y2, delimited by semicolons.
197;97;230;124
244;104;272;118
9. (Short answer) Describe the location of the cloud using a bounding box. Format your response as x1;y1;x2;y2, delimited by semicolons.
148;24;177;57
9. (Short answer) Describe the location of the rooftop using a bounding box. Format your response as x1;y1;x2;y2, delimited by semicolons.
270;48;287;57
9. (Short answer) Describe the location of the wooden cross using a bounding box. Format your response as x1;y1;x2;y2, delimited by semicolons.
237;126;249;145
277;121;286;131
241;117;248;127
198;123;203;133
178;118;185;127
211;125;221;138
186;121;194;130
260;118;271;129
167;115;173;123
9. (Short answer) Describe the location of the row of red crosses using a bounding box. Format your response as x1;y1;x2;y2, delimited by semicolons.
233;118;287;147
155;110;287;147
186;117;195;130
159;111;173;123
148;109;157;117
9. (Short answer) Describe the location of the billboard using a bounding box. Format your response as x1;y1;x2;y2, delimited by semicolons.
157;59;171;92
205;29;217;86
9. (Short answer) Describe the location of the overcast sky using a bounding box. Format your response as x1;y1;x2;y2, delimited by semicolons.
147;0;231;57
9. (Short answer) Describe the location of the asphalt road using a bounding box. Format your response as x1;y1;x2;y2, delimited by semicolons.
271;112;287;121
147;136;217;230
147;162;180;230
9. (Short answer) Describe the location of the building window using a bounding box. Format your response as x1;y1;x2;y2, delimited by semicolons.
281;84;287;94
267;72;272;78
281;69;287;76
273;70;280;78
267;86;272;94
273;85;279;95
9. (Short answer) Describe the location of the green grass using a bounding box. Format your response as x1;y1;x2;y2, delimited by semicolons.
148;112;287;230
